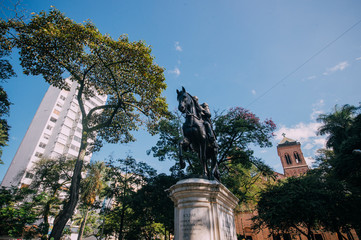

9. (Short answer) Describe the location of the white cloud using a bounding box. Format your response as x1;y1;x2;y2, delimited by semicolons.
169;67;181;76
304;156;316;167
275;122;321;142
313;138;326;148
175;42;182;52
301;75;317;82
311;110;323;120
304;143;314;150
310;99;325;120
356;57;361;61
307;75;316;80
323;61;349;75
251;89;256;95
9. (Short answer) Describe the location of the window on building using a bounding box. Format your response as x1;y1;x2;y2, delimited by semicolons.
60;95;66;101
76;127;82;133
95;96;105;105
25;172;34;179
73;136;81;143
70;144;80;152
46;125;53;130
294;152;301;163
285;153;292;164
66;154;77;160
64;117;74;127
43;133;50;140
39;142;46;148
56;102;63;108
35;152;43;158
50;117;57;123
58;133;68;142
53;109;60;115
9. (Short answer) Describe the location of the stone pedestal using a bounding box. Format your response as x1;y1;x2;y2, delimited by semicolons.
168;178;239;240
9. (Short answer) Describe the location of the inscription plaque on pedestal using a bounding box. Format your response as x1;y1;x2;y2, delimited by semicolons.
179;207;210;240
168;178;239;240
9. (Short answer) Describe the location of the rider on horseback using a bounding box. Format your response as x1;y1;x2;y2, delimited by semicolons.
193;96;218;148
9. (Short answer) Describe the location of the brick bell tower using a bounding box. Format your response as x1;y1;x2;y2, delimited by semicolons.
277;134;309;177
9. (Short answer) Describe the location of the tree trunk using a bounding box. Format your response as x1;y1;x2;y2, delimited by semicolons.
41;201;50;240
77;206;90;240
118;205;126;240
42;190;58;240
49;144;87;240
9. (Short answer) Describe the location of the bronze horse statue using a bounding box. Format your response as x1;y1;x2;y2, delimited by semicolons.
176;87;220;181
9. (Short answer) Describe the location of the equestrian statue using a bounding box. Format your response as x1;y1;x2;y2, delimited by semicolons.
176;87;220;181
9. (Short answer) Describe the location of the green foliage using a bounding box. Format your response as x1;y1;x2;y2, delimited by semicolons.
253;170;356;239
72;209;102;238
8;8;168;143
130;173;179;237
253;174;331;239
222;165;273;210
80;161;106;206
76;161;106;240
0;20;14;164
214;107;276;171
316;103;361;234
28;157;75;239
0;187;42;238
101;156;157;239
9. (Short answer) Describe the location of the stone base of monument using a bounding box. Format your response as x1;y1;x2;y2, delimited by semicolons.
168;178;239;240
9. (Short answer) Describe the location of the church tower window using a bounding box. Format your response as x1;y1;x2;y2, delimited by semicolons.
294;152;301;163
285;153;292;164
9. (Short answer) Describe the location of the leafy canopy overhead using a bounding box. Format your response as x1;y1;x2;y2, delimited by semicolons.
9;7;167;144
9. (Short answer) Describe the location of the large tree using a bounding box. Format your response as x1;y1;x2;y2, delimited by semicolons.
102;156;157;240
3;8;167;239
130;173;179;239
317;103;361;236
28;157;75;239
149;107;276;201
253;173;346;240
0;19;15;164
77;161;106;240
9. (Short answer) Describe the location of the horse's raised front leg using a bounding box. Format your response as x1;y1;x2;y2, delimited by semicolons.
179;138;191;169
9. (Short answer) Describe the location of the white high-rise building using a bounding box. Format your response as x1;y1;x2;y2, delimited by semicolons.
1;79;107;187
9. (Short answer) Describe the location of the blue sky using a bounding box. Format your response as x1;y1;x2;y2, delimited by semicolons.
1;0;361;180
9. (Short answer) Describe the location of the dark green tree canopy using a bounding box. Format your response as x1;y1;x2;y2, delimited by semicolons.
254;174;330;240
0;19;15;164
317;103;361;235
